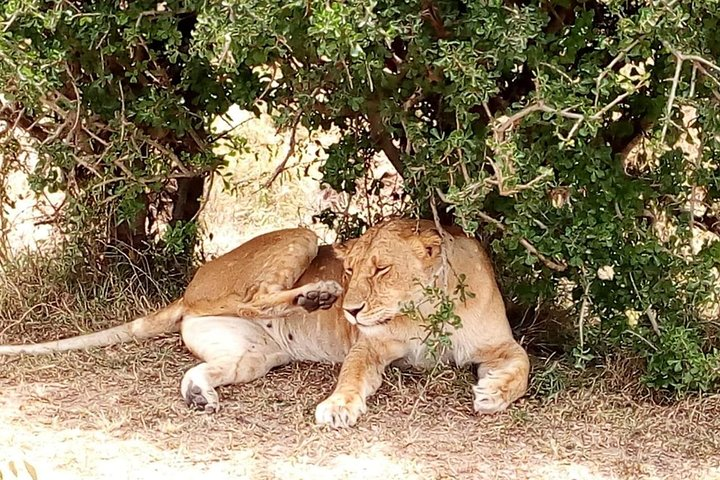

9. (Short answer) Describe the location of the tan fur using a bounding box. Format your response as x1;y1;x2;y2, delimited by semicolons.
0;228;340;355
0;219;529;426
314;219;530;427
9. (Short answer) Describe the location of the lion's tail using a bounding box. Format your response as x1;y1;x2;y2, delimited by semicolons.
0;299;185;355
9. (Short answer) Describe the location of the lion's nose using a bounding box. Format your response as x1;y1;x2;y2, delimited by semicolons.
343;304;365;321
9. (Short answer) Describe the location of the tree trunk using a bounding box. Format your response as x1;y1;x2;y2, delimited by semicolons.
171;176;204;224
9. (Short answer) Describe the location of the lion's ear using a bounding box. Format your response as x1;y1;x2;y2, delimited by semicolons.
416;228;442;259
333;238;357;260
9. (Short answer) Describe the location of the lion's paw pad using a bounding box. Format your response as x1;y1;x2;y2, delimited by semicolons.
183;380;220;414
296;281;343;312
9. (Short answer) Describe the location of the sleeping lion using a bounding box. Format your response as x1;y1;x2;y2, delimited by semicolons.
0;218;529;427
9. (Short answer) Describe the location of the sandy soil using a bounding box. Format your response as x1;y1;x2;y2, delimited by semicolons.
2;337;719;480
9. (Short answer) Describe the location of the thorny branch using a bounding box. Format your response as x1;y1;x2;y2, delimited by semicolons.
493;92;643;143
264;109;303;188
661;54;684;145
481;212;567;272
660;44;720;144
593;39;641;107
436;189;567;272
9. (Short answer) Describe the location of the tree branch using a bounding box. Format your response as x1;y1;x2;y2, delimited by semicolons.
264;109;302;188
661;54;683;145
475;208;566;272
420;0;450;39
435;189;567;271
366;100;404;176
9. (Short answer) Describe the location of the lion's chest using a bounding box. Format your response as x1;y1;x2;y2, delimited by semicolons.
397;340;457;369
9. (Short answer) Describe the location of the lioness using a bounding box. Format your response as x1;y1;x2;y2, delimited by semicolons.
0;218;529;427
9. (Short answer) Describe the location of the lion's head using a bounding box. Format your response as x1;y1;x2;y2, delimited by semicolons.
335;219;445;327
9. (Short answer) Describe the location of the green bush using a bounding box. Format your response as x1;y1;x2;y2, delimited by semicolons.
643;325;720;394
2;0;719;393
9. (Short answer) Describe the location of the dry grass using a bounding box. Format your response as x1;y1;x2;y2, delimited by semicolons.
1;254;720;480
198;106;339;258
2;342;720;480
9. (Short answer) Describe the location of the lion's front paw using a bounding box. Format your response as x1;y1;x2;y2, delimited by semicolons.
296;280;343;312
314;392;367;428
473;376;510;414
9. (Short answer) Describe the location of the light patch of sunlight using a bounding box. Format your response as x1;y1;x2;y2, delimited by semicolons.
534;461;613;480
1;397;258;480
271;443;427;480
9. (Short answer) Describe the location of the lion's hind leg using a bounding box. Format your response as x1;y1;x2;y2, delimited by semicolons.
180;316;290;413
470;340;530;414
184;233;343;319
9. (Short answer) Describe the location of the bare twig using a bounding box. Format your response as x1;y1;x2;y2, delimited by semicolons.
429;193;451;289
256;64;279;104
629;272;661;337
91;166;214;190
189;170;215;223
646;308;661;338
145;138;191;175
485;167;552;196
481;101;492;122
594;39;641;107
689;64;697;98
81;125;109;146
624;329;658;351
494;103;544;135
455;112;470;183
436;189;567;271
341;60;353;89
496;88;640;143
264;109;302;188
41;114;74;146
118;79;126;142
74;156;103;178
538;104;585;121
593;90;634;120
2;11;20;32
690;61;720;90
563;118;583;142
673;52;720;75
661;55;684;145
539;61;575;84
578;267;590;349
208;117;254;144
65;64;82;138
111;155;136;179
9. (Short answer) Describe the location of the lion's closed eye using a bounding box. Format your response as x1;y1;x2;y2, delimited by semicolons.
375;265;391;277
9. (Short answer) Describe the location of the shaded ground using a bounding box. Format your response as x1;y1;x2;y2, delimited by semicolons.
2;336;719;480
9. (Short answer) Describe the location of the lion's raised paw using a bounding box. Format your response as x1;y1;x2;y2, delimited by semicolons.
296;280;343;312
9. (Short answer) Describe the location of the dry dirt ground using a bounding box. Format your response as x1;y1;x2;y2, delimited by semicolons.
2;335;720;480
